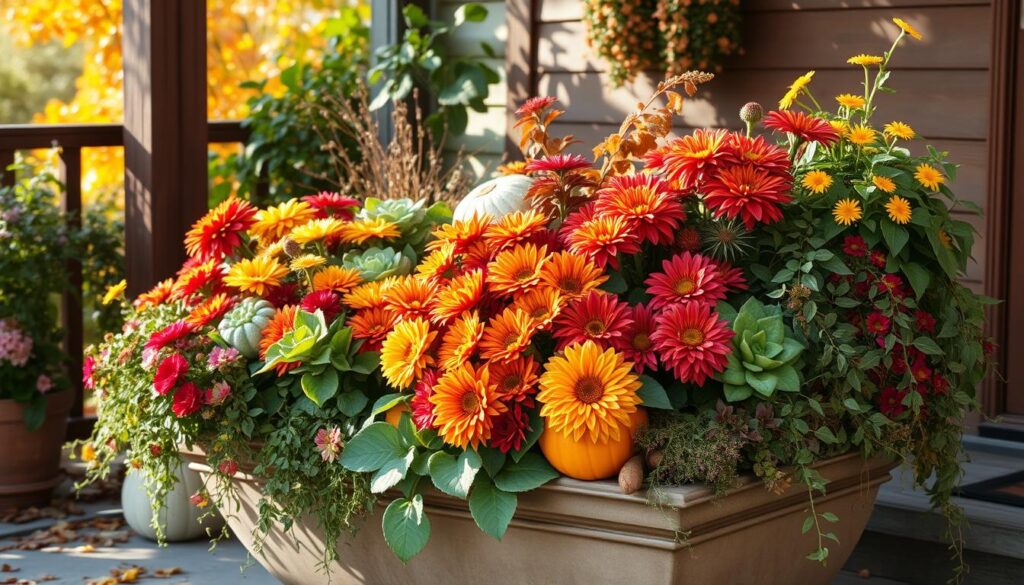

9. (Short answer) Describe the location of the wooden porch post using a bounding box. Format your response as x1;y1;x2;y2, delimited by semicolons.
122;0;208;296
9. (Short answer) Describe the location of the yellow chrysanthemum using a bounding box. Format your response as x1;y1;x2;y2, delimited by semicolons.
313;265;363;294
847;54;884;67
380;317;437;389
883;121;915;140
537;341;642;443
289;254;327;272
914;163;945;191
289;218;346;245
779;71;815;109
416;241;459;282
833;199;863;226
872;175;897;193
431;269;484;325
342;278;396;309
429;362;505;449
338;218;401;245
835;94;865;109
893;17;923;40
102;279;127;305
249;199;317;244
513;287;564;330
224;256;289;296
438;311;485;371
497;160;529;175
847;125;877;146
800;170;833;195
829;120;849;137
885;196;913;224
483;209;548;252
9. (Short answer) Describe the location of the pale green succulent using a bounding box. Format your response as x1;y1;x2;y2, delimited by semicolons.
358;197;451;247
342;246;413;281
720;298;805;402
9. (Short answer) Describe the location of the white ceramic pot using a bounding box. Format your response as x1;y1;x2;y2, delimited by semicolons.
121;458;224;542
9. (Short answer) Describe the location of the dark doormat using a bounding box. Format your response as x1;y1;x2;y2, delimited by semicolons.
958;470;1024;507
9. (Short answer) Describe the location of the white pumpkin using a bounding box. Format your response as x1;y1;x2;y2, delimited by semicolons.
121;458;225;542
453;175;534;222
218;297;276;358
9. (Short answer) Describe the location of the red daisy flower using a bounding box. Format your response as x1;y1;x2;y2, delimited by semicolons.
595;174;685;245
722;134;791;174
411;369;439;430
301;289;343;323
490;403;532;454
184;198;258;260
145;320;194;352
843;235;868;257
558;201;596;246
878;386;907;419
302;191;360;220
914;310;937;334
552;290;634;350
525;154;591;174
153;353;188;396
931;373;950;395
650;303;733;385
763;110;840;145
870;250;887;269
565;215;640;269
703;164;793;230
515;96;557;118
644;128;730;192
865;312;890;335
676;226;702;252
613;303;658;374
911;357;932;383
644;251;727;311
716;262;748;293
172;382;204;418
874;274;907;299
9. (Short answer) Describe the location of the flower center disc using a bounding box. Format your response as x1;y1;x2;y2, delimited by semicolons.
461;391;481;414
559;278;581;294
633;332;652;351
574;376;605;404
515;268;536;282
674;278;697;295
585;319;607;336
680;328;705;346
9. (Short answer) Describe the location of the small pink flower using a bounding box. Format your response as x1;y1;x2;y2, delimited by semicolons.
205;381;232;405
141;347;159;370
83;356;96;390
315;427;343;463
218;460;239;476
189;491;209;508
207;346;241;371
36;374;53;394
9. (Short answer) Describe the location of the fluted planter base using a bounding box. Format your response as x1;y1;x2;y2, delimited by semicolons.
0;391;73;510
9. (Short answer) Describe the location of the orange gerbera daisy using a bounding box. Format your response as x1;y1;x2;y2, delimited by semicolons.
259;305;299;376
338;218;401;245
428;214;492;254
342;279;395;309
538;251;608;299
431;269;484;325
595;174;685;245
490;356;539;404
513;287;564;330
537;341;642;443
289;217;347;245
224;255;289;296
483;209;549;252
134;278;174;310
185;293;235;329
174;259;225;299
487;243;549;298
416;241;460;282
380;317;437;389
249;198;317;244
478;307;537;362
644;128;730;191
184;197;258;260
382;276;438;320
429;362;506;449
565;215;640;269
312;265;363;294
347;307;399;352
438;311;485;371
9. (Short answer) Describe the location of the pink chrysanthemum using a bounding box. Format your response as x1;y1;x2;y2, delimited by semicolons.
644;251;728;310
524;153;591;174
302;192;360;220
763;110;840;145
145;320;195;352
411;369;440;430
650;303;733;385
613;303;658;374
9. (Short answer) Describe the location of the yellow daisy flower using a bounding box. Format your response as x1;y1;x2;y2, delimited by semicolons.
835;94;866;109
338;218;401;245
801;170;833;194
289;254;327;272
829;120;849;137
847;54;884;67
914;163;945;191
893;17;923;41
847;125;877;146
224;256;289;296
833;199;863;226
289;218;346;245
885;196;913;224
871;175;897;193
249;199;317;244
883;121;915;140
102;279;127;305
779;71;815;109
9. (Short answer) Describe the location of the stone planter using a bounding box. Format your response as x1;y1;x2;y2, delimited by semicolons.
181;447;893;585
121;457;226;542
0;390;73;509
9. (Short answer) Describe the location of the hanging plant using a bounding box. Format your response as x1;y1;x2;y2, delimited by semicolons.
582;0;662;86
655;0;743;74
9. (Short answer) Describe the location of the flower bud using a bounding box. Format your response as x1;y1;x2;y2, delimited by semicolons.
283;238;303;258
740;102;764;124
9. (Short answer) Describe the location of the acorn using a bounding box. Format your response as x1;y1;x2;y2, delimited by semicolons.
618;455;644;495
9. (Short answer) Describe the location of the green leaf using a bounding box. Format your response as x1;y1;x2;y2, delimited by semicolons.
337;389;368;417
340;422;406;472
371;447;416;493
912;336;944;356
469;476;517;541
382;496;431;562
428;449;482;499
350;351;380;375
372;393;407;417
723;384;752;402
599;269;628;294
879;220;909;256
815;426;838;444
454;3;488;25
901;262;931;299
300;368;338;406
637;375;672;409
477;446;507;477
493;452;559;492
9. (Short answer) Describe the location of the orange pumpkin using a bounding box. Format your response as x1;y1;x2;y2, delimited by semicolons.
539;408;648;480
384;403;411;427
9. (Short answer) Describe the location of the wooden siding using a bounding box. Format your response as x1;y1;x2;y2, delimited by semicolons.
504;0;993;290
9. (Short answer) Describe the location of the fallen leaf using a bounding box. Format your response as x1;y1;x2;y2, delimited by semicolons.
76;544;96;553
152;568;183;578
0;565;15;573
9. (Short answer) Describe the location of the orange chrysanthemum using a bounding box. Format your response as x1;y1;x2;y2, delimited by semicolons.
134;278;175;310
431;269;484;325
382;276;438;320
538;251;608;299
416;241;460;282
342;278;395;310
380;317;437;389
513;287;564;330
259;305;300;376
565;215;640;269
478;307;537;363
486;243;549;298
174;259;225;299
537;341;642;443
312;265;363;294
338;218;401;245
347;307;399;352
185;293;235;329
490;356;539;404
249;199;317;244
428;214;492;254
595;174;685;245
438;311;485;371
429;362;506;449
483;209;549;252
644;128;730;192
184;197;258;260
224;255;289;296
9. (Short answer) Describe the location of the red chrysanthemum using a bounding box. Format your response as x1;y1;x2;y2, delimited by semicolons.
613;303;658;374
676;226;702;251
525;153;592;174
869;250;887;269
301;289;343;323
153;353;188;396
866;312;891;335
184;197;258;260
763;110;840;146
843;235;868;257
145;320;194;352
175;260;226;300
650;303;733;385
878;386;907;419
914;310;937;334
185;293;235;329
703;164;793;230
565;215;640;269
722;134;791;174
644;251;728;311
515;96;557;117
552;290;633;350
931;373;950;395
172;382;204;418
490;403;532;454
302;191;360;220
716;262;748;293
264;282;301;308
644;128;730;192
595;174;685;245
411;369;439;430
911;357;932;383
874;274;907;299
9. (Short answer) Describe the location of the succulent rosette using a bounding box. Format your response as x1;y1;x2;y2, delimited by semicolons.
342;246;415;281
718;298;805;402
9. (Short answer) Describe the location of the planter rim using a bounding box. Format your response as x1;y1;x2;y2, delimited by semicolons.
0;389;74;423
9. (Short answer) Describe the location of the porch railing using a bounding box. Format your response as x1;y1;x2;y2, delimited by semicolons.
0;121;249;439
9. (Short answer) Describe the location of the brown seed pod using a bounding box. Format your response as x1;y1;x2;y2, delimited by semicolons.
618;454;645;494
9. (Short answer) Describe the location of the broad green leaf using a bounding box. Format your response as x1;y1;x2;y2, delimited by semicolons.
337;389;368;417
350;351;381;374
428;449;482;499
454;3;488;25
300;368;338;406
637;375;672;409
478;447;507;477
371;447;415;493
493;452;558;492
469;476;517;541
371;393;407;417
340;422;405;472
912;336;944;356
382;496;431;562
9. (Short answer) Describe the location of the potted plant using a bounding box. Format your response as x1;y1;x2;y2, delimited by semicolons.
79;18;989;585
